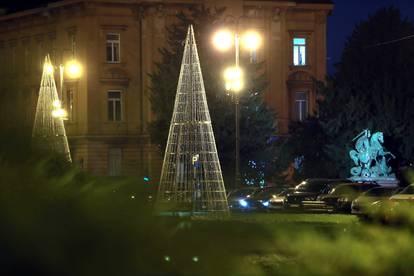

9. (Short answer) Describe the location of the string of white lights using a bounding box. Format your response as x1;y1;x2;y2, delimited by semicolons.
32;55;72;162
157;26;229;214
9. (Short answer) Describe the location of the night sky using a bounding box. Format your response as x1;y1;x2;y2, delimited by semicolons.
328;0;414;74
2;0;414;75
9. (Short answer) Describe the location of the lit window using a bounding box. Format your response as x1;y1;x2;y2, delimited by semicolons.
293;38;306;66
108;148;122;176
108;91;122;121
294;91;308;121
106;33;120;63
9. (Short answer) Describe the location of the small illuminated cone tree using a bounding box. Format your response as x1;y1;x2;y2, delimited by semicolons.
32;55;72;162
156;26;229;214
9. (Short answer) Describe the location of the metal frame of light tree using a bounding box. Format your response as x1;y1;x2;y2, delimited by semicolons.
32;55;72;162
156;26;229;214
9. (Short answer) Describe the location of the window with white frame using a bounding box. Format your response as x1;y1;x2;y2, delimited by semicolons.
293;38;306;66
106;33;120;63
107;90;122;121
294;91;308;121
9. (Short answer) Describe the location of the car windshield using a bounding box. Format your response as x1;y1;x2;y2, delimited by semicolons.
331;184;376;195
295;180;327;193
330;185;358;195
228;188;256;198
278;189;293;196
400;185;414;194
253;187;283;198
364;187;396;197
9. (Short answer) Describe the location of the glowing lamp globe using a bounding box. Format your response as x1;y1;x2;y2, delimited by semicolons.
224;66;242;81
213;30;233;52
242;31;262;51
224;66;243;92
52;100;61;108
232;80;243;92
65;60;82;79
52;108;67;119
44;63;54;75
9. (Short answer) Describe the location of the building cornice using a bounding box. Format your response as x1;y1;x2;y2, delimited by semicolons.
0;0;202;22
244;1;333;11
0;0;332;23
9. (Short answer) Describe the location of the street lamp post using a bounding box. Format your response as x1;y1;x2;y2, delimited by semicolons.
51;51;82;120
234;34;241;188
213;28;261;188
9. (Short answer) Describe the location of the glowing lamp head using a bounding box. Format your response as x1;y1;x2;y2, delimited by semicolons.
52;100;61;108
52;108;67;119
65;60;82;79
242;31;262;51
224;66;242;81
231;80;243;92
213;30;233;52
224;66;244;92
44;63;54;75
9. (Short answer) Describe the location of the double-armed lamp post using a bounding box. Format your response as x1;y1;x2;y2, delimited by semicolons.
50;54;83;119
212;28;262;187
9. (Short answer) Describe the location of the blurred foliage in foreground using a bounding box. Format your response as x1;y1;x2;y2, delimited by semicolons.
1;159;414;275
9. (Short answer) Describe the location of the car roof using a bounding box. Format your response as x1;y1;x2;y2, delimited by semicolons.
370;186;397;190
301;178;353;184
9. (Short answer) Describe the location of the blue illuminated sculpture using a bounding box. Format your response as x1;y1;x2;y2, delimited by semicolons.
349;129;395;180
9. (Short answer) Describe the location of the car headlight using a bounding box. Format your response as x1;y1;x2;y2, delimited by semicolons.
339;197;349;202
262;201;269;207
239;199;248;207
271;197;285;203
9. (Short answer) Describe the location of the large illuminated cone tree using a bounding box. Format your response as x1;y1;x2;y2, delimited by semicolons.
32;55;72;162
156;26;229;214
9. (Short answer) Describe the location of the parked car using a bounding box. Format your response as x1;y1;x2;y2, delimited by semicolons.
320;182;379;213
227;187;259;210
243;186;285;211
365;184;414;224
389;184;414;203
268;188;294;210
351;186;402;216
284;178;351;210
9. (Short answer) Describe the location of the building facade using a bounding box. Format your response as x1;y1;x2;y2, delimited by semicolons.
0;0;333;177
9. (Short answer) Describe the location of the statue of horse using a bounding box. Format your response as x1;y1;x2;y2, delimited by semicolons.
349;130;372;177
349;129;396;179
378;155;392;176
349;129;371;166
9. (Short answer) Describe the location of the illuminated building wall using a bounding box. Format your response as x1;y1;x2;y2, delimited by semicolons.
0;0;332;177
